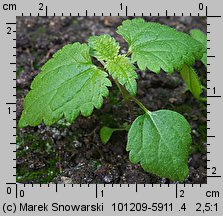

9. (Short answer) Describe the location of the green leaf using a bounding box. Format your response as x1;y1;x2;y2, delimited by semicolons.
105;55;138;95
100;127;116;144
190;29;207;67
117;18;205;73
88;34;120;61
127;110;191;181
180;64;202;99
19;42;111;127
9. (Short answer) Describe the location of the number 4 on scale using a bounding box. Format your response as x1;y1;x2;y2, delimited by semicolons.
180;203;186;211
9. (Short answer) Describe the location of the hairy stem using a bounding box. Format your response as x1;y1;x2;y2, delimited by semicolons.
99;60;106;67
131;97;151;114
99;60;150;116
114;79;129;99
114;79;150;114
126;50;132;57
114;79;134;120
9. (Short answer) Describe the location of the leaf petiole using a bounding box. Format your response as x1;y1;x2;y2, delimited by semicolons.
126;50;132;57
131;97;151;114
99;60;106;67
114;79;150;115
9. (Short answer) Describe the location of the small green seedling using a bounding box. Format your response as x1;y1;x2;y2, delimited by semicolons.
19;18;206;181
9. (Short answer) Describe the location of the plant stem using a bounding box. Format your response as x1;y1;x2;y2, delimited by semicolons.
114;79;135;120
126;50;132;57
99;60;150;116
100;60;106;67
113;128;128;132
131;97;151;114
114;79;151;115
114;79;128;99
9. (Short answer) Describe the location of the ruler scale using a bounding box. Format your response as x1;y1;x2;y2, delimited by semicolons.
0;0;222;215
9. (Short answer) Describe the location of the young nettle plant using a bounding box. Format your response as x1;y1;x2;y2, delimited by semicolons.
19;18;206;181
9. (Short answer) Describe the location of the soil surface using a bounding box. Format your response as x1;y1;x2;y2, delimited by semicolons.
16;16;207;184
